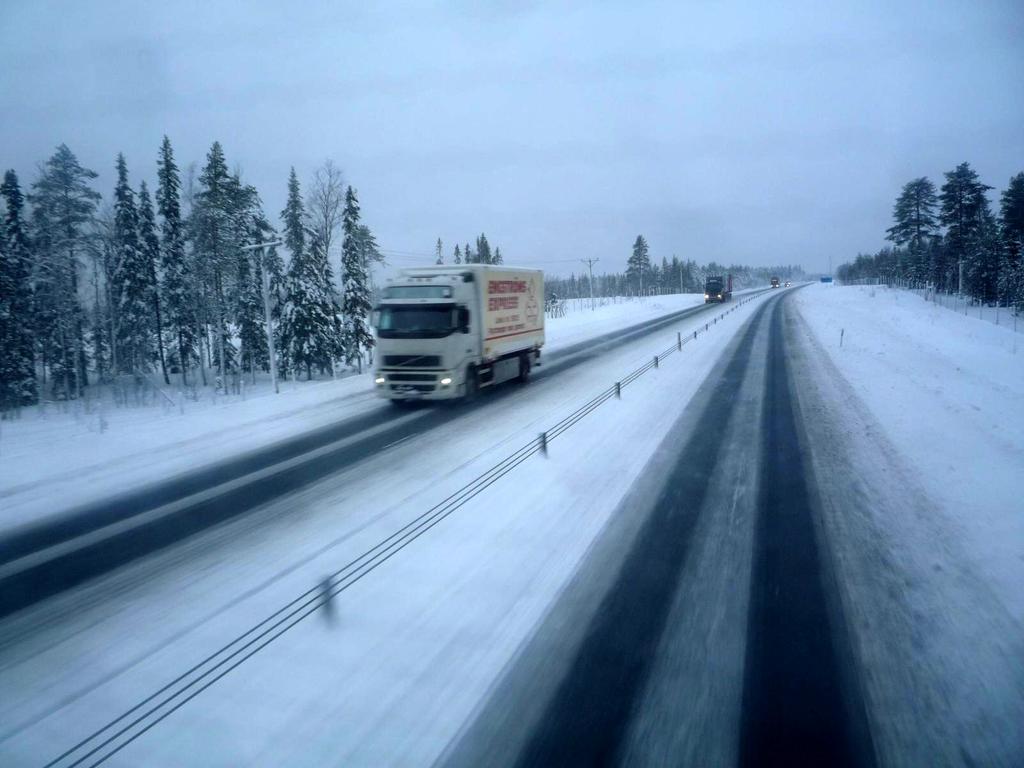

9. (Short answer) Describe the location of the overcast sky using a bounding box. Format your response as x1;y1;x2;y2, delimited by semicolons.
2;0;1022;276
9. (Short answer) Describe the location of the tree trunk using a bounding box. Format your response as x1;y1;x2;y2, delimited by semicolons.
153;291;169;385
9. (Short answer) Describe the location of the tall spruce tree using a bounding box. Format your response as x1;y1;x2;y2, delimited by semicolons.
279;171;342;378
940;162;992;293
239;211;277;381
1;170;37;408
29;144;99;398
229;178;268;378
435;237;443;265
453;244;462;264
138;181;168;382
493;246;503;265
476;233;492;265
464;242;473;265
193;142;235;386
112;154;151;373
886;177;938;283
157;136;195;383
627;235;650;295
341;186;374;372
998;173;1024;310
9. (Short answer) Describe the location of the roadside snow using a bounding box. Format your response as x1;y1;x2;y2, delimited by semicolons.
795;284;1024;623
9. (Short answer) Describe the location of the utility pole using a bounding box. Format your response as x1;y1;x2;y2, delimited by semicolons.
241;240;284;394
580;257;599;310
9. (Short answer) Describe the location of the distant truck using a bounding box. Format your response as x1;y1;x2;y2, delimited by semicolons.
704;274;733;303
373;265;544;402
771;276;781;288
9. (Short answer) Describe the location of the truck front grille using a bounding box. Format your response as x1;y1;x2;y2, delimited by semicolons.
381;369;439;394
383;355;442;367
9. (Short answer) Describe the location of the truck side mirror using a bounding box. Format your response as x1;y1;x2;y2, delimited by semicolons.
458;307;470;333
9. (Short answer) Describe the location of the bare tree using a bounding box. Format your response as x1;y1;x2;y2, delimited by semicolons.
308;160;346;278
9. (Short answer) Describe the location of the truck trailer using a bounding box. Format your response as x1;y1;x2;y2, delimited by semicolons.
704;274;733;303
372;265;545;402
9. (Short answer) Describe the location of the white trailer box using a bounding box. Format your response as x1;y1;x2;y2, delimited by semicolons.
480;266;545;361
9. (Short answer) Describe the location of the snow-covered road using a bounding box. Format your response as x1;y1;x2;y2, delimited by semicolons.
1;284;1020;767
0;291;769;765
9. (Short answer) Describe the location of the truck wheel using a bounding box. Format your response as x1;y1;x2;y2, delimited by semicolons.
464;366;479;401
518;353;531;383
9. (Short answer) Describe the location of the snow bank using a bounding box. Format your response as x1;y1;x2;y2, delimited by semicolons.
795;284;1024;622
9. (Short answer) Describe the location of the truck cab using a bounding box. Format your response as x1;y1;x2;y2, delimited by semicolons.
771;276;781;288
704;273;733;303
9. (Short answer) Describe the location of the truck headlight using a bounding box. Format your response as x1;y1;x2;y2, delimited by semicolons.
375;376;386;385
440;376;452;386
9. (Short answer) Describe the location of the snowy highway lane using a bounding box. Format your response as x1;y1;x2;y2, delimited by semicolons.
0;289;772;765
0;291;767;617
1;285;1019;767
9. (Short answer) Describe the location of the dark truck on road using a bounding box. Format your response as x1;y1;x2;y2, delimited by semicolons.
704;274;733;303
770;276;781;288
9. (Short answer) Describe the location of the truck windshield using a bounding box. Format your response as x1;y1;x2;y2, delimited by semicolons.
377;305;457;338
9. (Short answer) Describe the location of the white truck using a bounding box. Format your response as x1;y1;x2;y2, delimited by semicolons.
372;265;545;402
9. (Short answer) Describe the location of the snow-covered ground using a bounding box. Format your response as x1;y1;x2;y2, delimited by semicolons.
0;291;768;766
0;292;709;533
793;284;1024;764
795;284;1024;623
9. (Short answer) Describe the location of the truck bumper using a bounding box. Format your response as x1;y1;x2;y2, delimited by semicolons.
374;369;459;400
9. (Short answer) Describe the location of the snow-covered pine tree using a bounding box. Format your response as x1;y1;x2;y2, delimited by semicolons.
0;170;37;409
83;210;112;382
493;246;503;265
111;154;152;374
193;142;236;386
965;206;1000;304
242;211;278;382
627;235;650;295
281;168;305;267
138;181;168;383
435;237;443;265
279;172;342;378
341;186;373;372
940;162;993;294
157;136;196;384
886;177;938;285
999;173;1024;311
278;167;306;378
230;179;269;379
280;228;342;379
29;144;100;399
453;244;462;264
465;242;473;264
476;234;492;265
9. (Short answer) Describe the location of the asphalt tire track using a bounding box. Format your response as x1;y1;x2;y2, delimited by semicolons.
511;296;773;766
738;295;876;767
